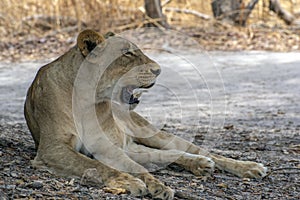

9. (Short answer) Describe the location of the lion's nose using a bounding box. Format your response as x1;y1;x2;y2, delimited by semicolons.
150;68;161;76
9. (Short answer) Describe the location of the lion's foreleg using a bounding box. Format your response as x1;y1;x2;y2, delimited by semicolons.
134;130;208;155
135;130;267;178
130;111;267;178
89;140;175;199
34;142;148;196
127;142;214;175
210;154;268;178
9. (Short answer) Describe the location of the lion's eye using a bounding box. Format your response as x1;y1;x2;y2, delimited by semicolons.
122;48;135;57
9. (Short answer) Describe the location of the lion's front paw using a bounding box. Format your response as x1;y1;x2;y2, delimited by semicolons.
106;173;147;197
183;154;215;176
237;161;268;179
144;176;174;200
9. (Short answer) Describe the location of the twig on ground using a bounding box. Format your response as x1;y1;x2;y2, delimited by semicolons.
262;167;300;180
114;17;166;31
205;190;235;200
213;174;241;181
175;190;202;200
155;170;195;178
164;7;211;20
143;15;167;31
162;0;172;7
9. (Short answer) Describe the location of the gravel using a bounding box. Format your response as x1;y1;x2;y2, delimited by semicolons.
1;52;299;199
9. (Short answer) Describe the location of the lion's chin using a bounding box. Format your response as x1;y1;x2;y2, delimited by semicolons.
121;82;155;105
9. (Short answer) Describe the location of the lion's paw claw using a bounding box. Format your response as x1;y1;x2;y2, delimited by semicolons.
241;162;268;179
184;155;215;176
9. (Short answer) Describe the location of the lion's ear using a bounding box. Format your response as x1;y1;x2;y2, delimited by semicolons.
77;29;105;57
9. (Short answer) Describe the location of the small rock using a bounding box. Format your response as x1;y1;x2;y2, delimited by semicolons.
35;194;44;198
19;193;28;197
242;178;251;182
27;181;43;189
71;186;82;192
10;172;18;178
15;179;25;185
6;185;16;190
0;190;8;199
66;178;75;186
29;175;39;180
217;183;228;188
282;149;289;155
224;124;234;130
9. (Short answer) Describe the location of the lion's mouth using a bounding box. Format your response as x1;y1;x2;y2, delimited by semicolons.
121;83;155;105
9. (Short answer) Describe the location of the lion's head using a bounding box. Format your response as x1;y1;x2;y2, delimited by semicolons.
76;29;161;109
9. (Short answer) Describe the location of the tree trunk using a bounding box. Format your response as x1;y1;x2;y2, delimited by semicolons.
269;0;294;25
211;0;258;26
240;0;259;26
144;0;169;28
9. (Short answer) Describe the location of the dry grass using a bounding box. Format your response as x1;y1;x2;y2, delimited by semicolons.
1;0;300;37
164;0;300;28
0;0;300;62
0;0;144;37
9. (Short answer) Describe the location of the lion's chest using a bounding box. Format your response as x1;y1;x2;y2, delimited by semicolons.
75;123;128;159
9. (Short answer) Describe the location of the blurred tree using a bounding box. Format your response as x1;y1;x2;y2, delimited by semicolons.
211;0;296;26
269;0;295;25
211;0;259;26
144;0;169;27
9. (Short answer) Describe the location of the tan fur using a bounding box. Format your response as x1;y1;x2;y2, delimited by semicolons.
77;29;105;56
24;30;267;200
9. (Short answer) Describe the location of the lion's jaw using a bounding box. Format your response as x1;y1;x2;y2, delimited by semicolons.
89;37;161;108
100;63;160;109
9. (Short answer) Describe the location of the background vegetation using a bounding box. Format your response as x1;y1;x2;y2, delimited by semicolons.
1;0;300;61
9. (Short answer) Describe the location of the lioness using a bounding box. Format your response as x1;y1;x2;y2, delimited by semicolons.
24;29;267;199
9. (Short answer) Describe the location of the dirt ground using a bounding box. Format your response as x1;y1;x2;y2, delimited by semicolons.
1;1;300;199
1;24;300;63
0;51;299;199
